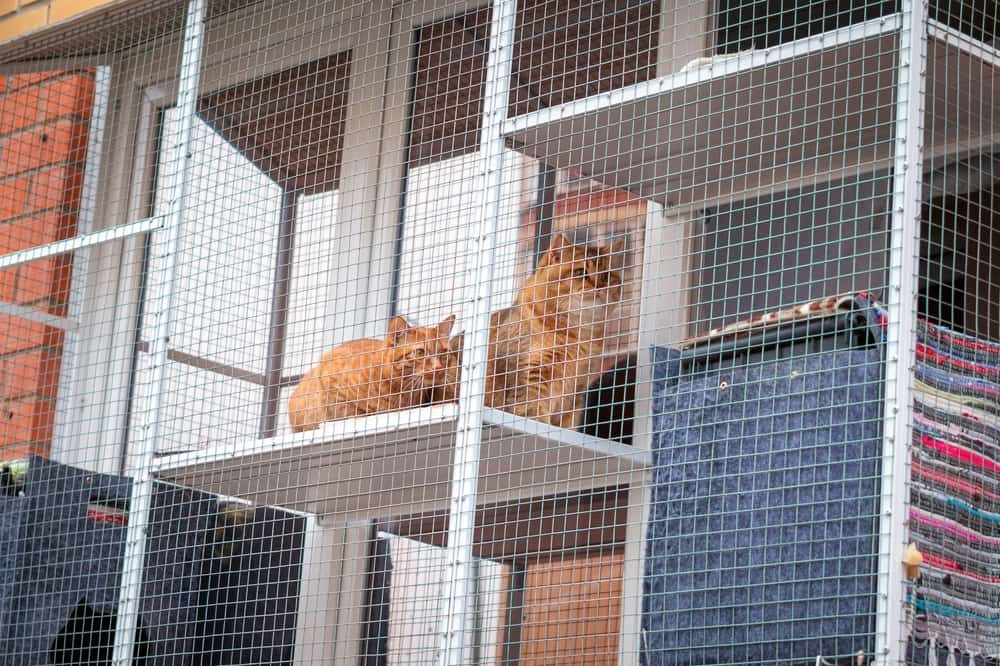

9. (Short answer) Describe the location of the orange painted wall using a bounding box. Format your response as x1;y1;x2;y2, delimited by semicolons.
520;550;625;666
0;0;120;43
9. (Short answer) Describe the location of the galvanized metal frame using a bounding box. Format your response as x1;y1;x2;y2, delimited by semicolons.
48;64;113;463
0;214;165;271
0;300;79;330
111;1;206;663
877;0;928;663
502;15;901;138
259;189;299;438
0;0;965;661
619;201;694;665
436;0;518;661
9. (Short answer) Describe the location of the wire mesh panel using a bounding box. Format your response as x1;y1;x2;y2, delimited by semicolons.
0;0;992;664
0;3;200;663
906;1;1000;664
508;1;901;664
0;0;366;663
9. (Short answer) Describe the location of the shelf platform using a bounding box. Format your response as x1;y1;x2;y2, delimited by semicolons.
506;16;1000;209
152;404;649;520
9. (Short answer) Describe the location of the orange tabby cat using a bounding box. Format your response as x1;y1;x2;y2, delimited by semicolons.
288;314;456;432
485;233;625;429
429;333;464;405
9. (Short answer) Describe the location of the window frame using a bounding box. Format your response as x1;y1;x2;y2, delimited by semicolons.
64;0;396;470
50;1;698;662
368;0;495;337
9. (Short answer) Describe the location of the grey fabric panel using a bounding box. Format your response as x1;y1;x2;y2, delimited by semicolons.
198;504;305;666
0;494;27;656
139;483;217;665
0;457;304;666
643;345;883;665
6;457;133;666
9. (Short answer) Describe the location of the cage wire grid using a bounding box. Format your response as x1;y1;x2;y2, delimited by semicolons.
0;0;997;665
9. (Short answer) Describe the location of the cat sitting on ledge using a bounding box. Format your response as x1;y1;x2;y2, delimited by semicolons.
287;313;456;432
288;233;626;434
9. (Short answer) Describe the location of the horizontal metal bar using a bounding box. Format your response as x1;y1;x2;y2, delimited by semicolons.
926;18;1000;68
0;301;77;331
134;339;303;388
0;215;165;271
502;13;903;136
135;340;266;385
0;57;107;76
166;349;267;385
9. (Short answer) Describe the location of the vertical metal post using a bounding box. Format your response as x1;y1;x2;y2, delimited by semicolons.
112;1;206;664
500;562;526;666
436;0;517;662
260;188;297;438
51;65;112;464
532;163;556;268
876;0;927;663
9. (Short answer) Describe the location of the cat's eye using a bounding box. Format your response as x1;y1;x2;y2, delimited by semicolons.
412;348;425;358
574;267;588;279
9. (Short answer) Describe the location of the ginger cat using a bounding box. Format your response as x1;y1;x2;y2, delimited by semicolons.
288;314;456;432
485;233;625;430
430;333;464;405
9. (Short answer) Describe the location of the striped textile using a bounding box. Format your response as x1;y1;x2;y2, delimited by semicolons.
908;320;1000;664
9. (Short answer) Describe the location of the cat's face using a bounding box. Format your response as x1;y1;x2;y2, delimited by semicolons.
429;332;464;403
386;314;457;385
441;332;464;380
529;233;625;325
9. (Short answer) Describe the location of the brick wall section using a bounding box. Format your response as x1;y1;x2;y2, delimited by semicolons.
0;70;94;460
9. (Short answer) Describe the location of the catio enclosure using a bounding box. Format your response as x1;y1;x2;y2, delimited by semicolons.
0;0;998;664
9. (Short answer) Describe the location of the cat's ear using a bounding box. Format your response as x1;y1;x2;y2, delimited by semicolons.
449;333;464;352
540;233;571;266
387;315;412;343
437;314;456;337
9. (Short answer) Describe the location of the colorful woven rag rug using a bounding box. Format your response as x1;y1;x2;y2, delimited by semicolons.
909;319;1000;664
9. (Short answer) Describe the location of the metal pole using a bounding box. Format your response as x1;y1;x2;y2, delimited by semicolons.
111;1;206;664
533;163;556;268
500;561;525;666
51;66;111;457
876;0;927;663
259;188;297;438
436;0;517;662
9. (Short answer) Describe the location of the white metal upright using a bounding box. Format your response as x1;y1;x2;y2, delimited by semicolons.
50;65;112;470
111;1;207;664
877;0;928;663
436;0;518;662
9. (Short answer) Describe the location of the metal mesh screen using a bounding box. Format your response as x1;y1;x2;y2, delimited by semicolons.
907;2;1000;663
0;0;992;664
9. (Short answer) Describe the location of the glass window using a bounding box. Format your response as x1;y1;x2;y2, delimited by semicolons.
136;109;281;453
713;0;898;54
131;53;351;451
284;190;342;377
395;150;533;332
374;532;507;666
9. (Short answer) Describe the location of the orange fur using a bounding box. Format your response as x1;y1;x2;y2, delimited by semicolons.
429;333;464;405
288;314;456;432
485;233;625;429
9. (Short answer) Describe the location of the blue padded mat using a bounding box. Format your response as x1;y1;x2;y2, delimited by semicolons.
643;344;883;665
